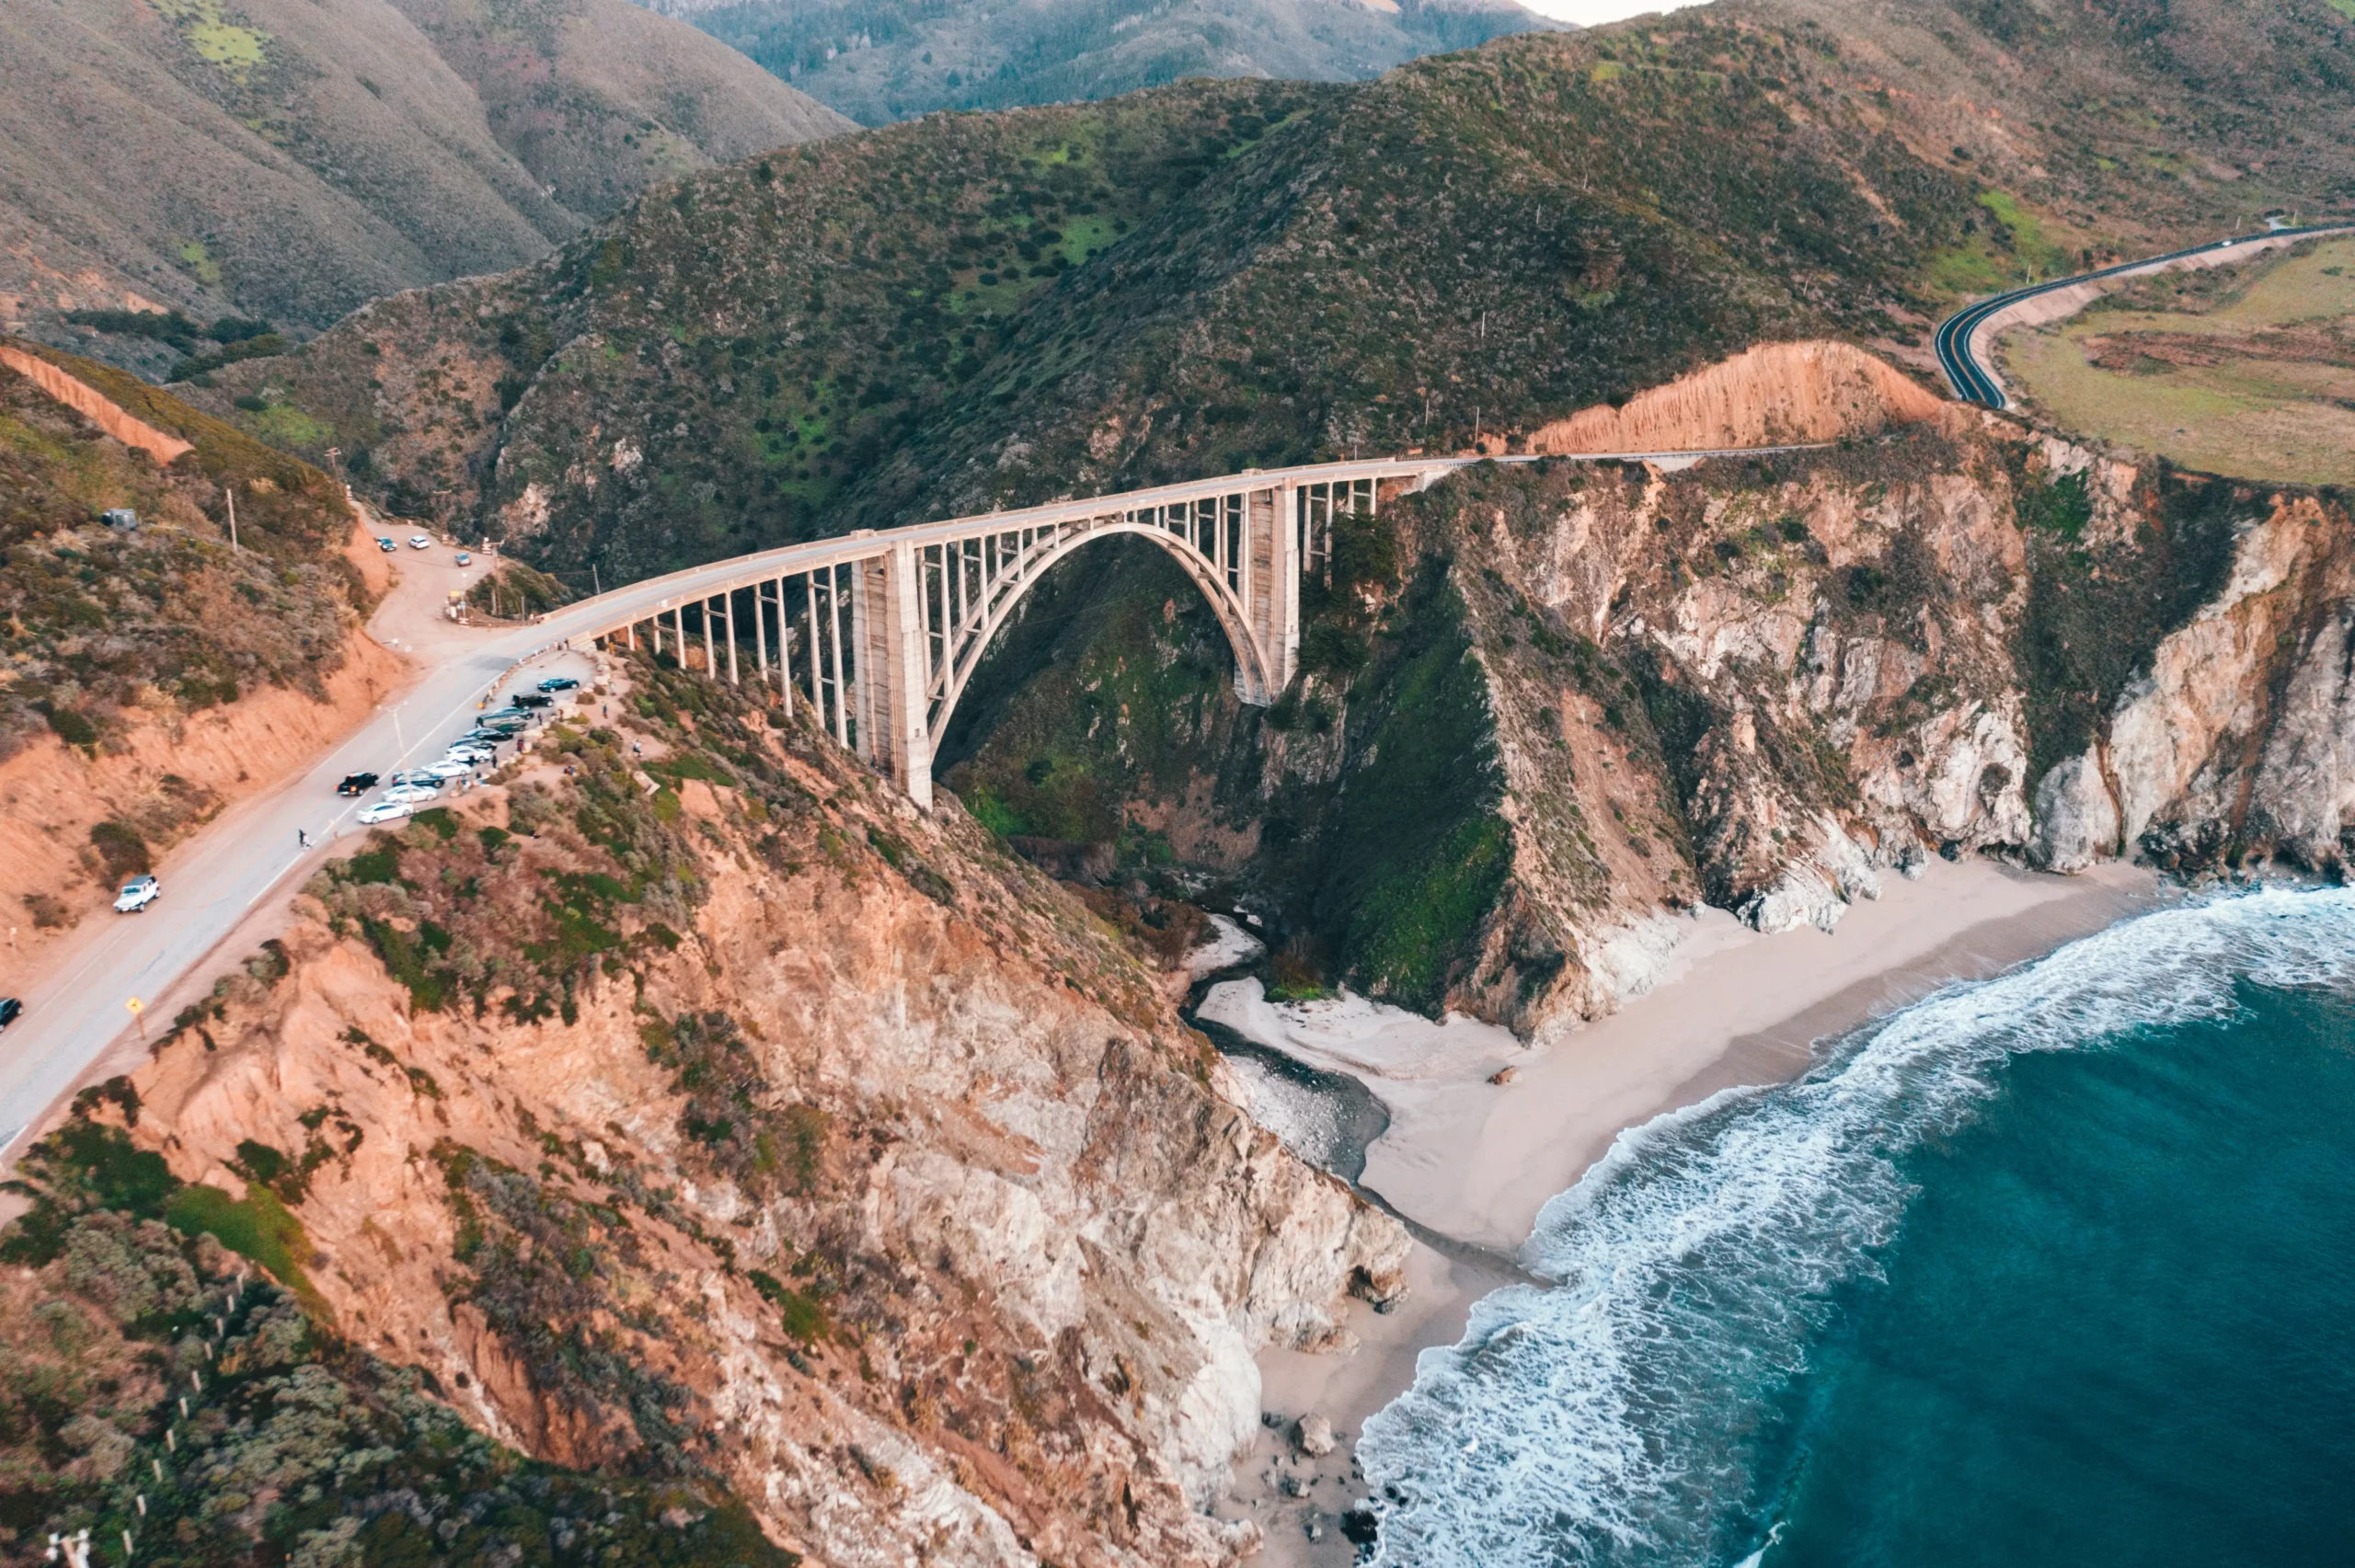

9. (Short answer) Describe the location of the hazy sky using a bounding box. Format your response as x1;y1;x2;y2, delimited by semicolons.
1518;0;1709;25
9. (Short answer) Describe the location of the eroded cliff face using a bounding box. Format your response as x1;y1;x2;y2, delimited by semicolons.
947;399;2355;1043
93;661;1404;1567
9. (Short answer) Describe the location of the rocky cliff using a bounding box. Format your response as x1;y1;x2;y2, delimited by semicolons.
1;657;1405;1567
947;375;2355;1041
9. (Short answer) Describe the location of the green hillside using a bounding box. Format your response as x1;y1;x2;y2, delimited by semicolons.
674;0;1557;126
196;15;1991;581
0;0;847;370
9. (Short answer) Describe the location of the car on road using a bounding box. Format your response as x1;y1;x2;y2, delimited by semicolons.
376;537;397;553
114;876;160;913
379;783;440;805
355;799;414;825
455;552;472;566
337;772;381;796
408;534;432;550
537;677;580;692
0;997;21;1033
511;692;554;709
421;759;475;780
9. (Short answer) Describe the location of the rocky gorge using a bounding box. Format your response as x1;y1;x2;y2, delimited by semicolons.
948;361;2355;1047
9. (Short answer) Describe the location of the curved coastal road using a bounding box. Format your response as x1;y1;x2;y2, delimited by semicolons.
0;448;1840;1164
1936;223;2355;408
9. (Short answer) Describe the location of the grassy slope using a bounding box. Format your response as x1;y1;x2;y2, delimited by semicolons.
0;342;362;763
0;0;844;360
687;0;1554;127
203;15;1989;579
2003;236;2355;485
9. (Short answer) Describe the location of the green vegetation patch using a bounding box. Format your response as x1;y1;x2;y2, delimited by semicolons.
1309;559;1511;1013
0;1117;798;1568
2015;464;2243;783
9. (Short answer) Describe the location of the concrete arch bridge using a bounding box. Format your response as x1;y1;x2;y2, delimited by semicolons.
554;450;1803;808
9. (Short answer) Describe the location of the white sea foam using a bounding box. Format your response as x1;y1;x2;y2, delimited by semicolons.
1356;886;2355;1568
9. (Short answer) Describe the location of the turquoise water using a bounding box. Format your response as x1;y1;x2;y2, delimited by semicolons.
1356;886;2355;1568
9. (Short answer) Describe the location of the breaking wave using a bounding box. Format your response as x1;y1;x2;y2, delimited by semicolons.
1356;885;2355;1567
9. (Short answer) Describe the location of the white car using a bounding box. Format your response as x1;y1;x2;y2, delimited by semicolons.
422;759;475;780
379;783;440;805
113;875;161;913
355;799;414;825
446;742;498;763
408;534;432;550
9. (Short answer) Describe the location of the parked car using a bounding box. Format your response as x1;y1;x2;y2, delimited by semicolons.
0;997;22;1033
114;876;161;913
355;799;413;825
537;677;580;692
408;534;432;550
379;783;440;805
337;772;381;796
376;537;397;553
511;692;554;709
421;759;475;780
445;742;498;763
454;552;472;566
478;713;530;732
388;769;446;788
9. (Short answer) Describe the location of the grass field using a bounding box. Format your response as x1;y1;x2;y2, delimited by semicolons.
2000;237;2355;486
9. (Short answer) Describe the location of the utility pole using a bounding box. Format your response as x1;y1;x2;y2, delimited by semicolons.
592;564;601;597
226;487;238;551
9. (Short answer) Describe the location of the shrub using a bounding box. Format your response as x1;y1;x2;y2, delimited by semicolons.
89;820;150;880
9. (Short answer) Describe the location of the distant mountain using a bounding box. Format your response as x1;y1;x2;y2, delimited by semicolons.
0;0;850;372
650;0;1561;125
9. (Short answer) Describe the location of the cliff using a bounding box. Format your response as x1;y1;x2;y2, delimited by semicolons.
947;379;2355;1039
1;657;1405;1567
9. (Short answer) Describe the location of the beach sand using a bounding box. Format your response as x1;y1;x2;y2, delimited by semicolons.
1215;855;2162;1563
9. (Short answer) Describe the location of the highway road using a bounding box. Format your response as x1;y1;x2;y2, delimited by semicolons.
0;444;1841;1163
1935;223;2355;409
0;619;586;1161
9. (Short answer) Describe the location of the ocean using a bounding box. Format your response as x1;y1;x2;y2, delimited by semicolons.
1354;884;2355;1567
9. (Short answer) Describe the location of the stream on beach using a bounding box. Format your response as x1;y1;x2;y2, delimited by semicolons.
1341;885;2355;1568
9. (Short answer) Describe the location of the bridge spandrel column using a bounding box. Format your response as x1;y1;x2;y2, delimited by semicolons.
1270;482;1301;697
879;544;934;811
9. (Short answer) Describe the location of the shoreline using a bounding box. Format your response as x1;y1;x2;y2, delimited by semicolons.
1218;855;2163;1564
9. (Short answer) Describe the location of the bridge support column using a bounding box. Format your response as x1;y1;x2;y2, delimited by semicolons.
1269;481;1301;697
878;543;933;809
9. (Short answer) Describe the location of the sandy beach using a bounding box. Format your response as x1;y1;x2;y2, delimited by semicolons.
1214;855;2162;1563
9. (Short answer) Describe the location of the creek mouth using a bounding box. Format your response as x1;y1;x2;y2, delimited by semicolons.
1182;965;1389;1185
1182;963;1545;1288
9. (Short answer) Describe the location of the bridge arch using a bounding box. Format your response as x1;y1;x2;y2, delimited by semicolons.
572;460;1454;808
918;516;1278;755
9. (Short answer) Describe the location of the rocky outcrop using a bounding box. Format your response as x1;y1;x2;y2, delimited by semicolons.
0;341;191;464
950;374;2355;1046
119;659;1406;1567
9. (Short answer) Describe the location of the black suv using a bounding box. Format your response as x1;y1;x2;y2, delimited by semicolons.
337;772;381;795
0;997;20;1032
512;692;555;709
